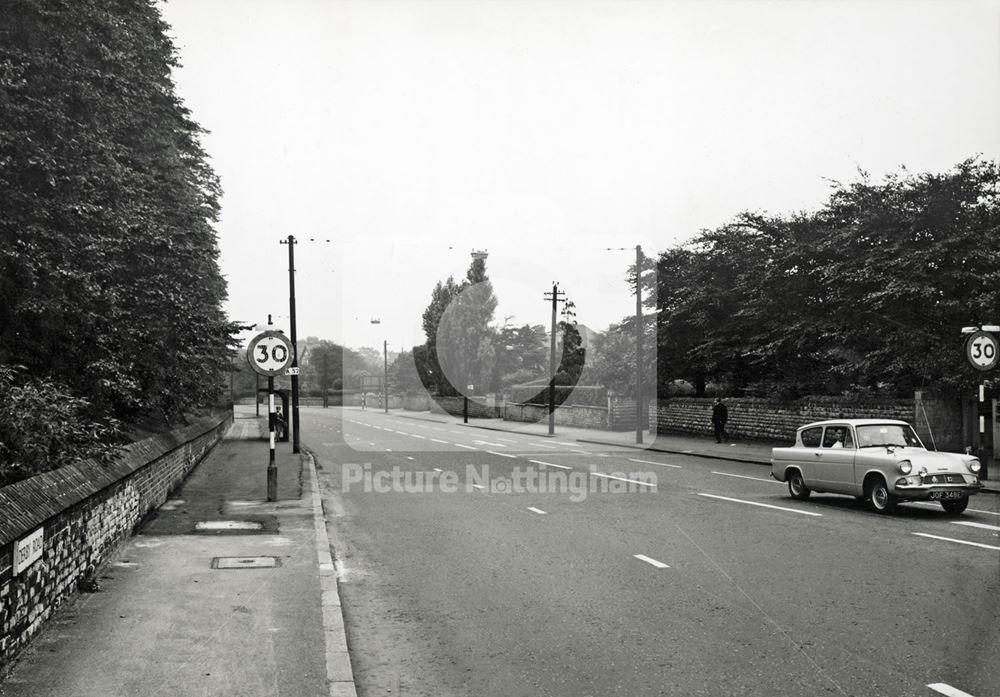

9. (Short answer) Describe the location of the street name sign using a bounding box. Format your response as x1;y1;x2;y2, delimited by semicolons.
247;331;293;377
14;527;44;575
966;330;999;371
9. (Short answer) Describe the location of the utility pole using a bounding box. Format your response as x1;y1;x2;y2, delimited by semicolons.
544;283;566;435
266;315;277;501
635;244;644;445
281;235;301;453
383;340;389;414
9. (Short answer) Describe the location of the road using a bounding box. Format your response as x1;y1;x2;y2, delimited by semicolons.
305;406;1000;697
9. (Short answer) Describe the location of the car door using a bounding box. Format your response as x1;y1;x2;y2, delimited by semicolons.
813;425;857;493
797;426;824;486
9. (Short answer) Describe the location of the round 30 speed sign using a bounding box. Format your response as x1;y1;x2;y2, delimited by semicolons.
966;330;999;372
247;331;293;377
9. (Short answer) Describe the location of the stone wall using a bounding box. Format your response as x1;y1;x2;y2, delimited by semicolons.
429;396;500;419
502;403;610;429
0;411;231;667
652;397;917;443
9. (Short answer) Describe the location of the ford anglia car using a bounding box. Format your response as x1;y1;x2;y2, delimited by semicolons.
771;419;982;514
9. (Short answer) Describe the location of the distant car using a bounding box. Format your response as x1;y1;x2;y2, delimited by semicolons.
770;419;982;514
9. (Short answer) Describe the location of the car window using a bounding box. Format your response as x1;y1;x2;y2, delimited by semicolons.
855;424;923;448
800;427;822;448
822;426;853;449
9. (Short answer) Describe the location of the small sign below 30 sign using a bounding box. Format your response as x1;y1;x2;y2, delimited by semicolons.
966;330;999;372
247;331;294;377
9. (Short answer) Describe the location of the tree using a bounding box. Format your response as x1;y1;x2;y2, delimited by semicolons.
0;0;236;423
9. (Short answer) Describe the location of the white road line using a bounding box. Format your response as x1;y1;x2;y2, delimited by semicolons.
928;682;977;697
430;438;449;444
454;443;478;450
591;472;656;488
533;443;556;449
697;493;823;517
553;441;577;447
913;532;1000;551
629;458;682;469
394;430;408;435
633;554;669;569
527;507;547;515
493;437;518;442
572;450;591;455
410;434;427;439
406;456;415;461
487;451;517;458
450;430;464;435
911;501;1000;517
711;471;780;484
528;459;572;470
471;484;486;490
952;521;1000;532
433;468;444;472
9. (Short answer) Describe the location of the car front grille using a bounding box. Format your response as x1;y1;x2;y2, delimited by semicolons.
922;473;964;485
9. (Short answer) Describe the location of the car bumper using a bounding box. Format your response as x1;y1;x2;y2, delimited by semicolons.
891;479;981;499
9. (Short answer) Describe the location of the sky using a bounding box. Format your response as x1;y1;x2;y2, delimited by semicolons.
158;0;1000;353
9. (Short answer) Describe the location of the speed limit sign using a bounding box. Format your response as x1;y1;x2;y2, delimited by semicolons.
247;331;294;376
966;331;999;372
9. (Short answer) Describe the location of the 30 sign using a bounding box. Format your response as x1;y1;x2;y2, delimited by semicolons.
966;331;999;372
247;331;293;377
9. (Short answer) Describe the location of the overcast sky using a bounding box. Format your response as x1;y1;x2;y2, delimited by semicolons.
158;0;1000;352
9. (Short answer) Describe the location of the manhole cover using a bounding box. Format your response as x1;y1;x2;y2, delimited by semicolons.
195;521;264;531
211;556;281;570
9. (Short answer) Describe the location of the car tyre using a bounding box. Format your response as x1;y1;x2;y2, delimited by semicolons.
940;497;969;515
787;470;811;500
866;477;897;514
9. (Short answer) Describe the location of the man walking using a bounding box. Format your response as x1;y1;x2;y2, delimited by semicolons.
712;397;728;443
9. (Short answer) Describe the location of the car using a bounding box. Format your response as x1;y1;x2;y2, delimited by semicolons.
770;419;982;514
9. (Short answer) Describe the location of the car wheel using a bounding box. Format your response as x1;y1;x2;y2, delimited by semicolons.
866;477;897;514
787;470;811;500
940;497;969;515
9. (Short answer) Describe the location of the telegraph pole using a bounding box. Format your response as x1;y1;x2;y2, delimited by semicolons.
544;283;566;435
281;235;301;453
383;340;389;414
635;244;644;445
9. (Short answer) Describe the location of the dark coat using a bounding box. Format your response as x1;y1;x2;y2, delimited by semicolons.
711;402;728;425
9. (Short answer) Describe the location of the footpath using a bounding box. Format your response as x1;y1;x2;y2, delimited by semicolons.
389;408;1000;494
0;413;356;697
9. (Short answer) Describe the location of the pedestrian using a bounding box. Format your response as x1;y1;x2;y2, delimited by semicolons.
274;406;285;439
711;397;728;443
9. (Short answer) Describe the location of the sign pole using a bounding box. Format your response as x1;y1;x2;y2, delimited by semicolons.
267;376;277;501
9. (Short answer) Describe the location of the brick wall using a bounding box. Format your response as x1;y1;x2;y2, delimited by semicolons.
0;411;231;668
652;397;916;443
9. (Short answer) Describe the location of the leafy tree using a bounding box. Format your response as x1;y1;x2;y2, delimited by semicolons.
0;0;236;423
0;365;122;486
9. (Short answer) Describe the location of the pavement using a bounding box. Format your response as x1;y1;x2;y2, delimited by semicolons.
2;406;996;697
0;412;356;697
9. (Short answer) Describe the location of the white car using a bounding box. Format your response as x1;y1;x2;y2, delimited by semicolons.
770;419;982;514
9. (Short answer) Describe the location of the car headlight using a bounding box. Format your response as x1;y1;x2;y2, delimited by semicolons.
969;459;981;474
899;460;912;474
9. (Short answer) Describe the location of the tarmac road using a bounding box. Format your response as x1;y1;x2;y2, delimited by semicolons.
311;407;1000;697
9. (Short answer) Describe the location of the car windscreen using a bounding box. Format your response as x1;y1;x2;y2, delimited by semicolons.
855;424;923;448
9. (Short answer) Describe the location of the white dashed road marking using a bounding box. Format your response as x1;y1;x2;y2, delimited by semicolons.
487;451;517;458
633;554;669;569
928;682;977;697
629;458;681;469
711;471;780;484
951;521;1000;532
912;533;1000;551
454;443;478;450
528;460;572;470
527;507;547;515
697;493;823;517
591;472;656;488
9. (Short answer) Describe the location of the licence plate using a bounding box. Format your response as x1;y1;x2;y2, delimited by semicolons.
929;491;964;500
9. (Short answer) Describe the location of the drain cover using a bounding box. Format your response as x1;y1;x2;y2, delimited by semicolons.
195;521;263;531
211;556;281;569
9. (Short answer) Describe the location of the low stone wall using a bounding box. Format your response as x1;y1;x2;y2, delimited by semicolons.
502;402;610;429
0;410;231;667
652;397;916;443
429;396;501;419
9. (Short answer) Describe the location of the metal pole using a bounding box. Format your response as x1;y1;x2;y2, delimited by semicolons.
384;340;389;414
463;314;469;423
979;382;986;476
287;235;300;454
635;245;644;444
255;373;260;416
549;283;557;435
267;376;277;501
